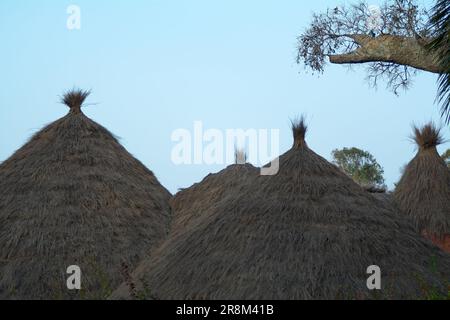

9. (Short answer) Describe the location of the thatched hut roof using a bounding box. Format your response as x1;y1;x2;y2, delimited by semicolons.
111;119;449;300
393;123;450;243
370;192;394;207
0;89;172;299
171;151;258;233
363;186;394;209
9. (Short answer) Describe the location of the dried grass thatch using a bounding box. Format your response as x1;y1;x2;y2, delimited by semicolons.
363;186;393;209
234;148;247;165
394;123;450;251
370;192;394;207
0;89;172;299
291;115;308;148
171;161;258;233
60;88;91;113
111;118;449;300
412;123;444;150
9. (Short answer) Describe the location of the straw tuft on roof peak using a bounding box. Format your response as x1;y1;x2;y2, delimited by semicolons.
234;148;247;165
412;122;444;150
61;88;91;113
291;115;308;148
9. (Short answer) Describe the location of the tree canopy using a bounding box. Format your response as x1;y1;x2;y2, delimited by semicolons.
332;147;386;189
297;0;450;122
442;148;450;167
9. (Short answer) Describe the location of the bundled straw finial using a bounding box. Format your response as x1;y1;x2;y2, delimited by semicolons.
412;122;443;150
234;148;247;165
291;115;308;148
61;88;91;113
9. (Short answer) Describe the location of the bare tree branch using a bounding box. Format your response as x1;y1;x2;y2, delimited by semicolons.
329;35;441;73
296;0;439;95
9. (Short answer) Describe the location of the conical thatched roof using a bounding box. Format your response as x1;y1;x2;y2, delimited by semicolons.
171;151;258;233
363;186;394;209
369;192;394;208
0;89;171;299
394;123;450;251
111;119;449;300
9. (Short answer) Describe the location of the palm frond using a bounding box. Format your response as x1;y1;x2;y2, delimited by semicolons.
428;0;450;123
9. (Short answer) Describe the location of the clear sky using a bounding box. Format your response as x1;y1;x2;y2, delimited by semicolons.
0;0;447;194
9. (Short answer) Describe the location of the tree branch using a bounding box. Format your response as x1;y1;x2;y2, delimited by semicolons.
328;34;442;73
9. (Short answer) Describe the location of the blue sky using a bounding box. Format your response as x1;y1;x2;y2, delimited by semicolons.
0;0;447;193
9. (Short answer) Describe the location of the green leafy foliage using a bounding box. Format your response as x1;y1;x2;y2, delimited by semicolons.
428;0;450;123
332;147;386;189
441;149;450;167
